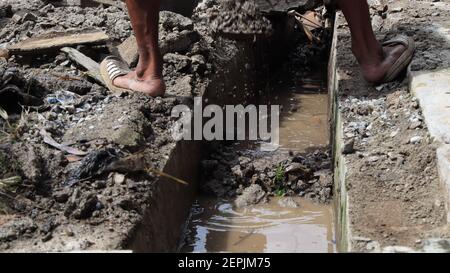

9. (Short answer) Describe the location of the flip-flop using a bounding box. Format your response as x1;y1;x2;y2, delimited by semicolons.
100;56;132;93
380;35;415;83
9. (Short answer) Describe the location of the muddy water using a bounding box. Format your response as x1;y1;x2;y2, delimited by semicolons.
278;93;329;152
181;197;335;253
182;74;336;252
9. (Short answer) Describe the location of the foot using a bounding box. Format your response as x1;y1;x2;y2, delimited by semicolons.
360;43;407;84
113;71;166;97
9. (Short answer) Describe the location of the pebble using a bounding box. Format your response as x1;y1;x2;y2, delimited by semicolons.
410;136;422;144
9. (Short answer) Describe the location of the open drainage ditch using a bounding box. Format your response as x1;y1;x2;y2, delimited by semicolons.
175;6;336;253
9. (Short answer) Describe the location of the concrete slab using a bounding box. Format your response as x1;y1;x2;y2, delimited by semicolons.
437;146;450;223
410;68;450;144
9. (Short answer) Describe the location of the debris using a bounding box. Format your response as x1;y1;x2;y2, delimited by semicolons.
66;155;83;163
0;176;21;193
45;90;80;105
66;148;118;186
117;35;139;68
40;129;88;156
255;0;319;13
0;49;9;59
278;197;300;208
8;30;110;55
60;47;104;85
235;184;266;208
104;154;189;185
410;136;423;144
290;10;322;43
80;0;125;9
342;138;355;154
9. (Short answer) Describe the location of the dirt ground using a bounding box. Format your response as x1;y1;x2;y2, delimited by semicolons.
0;0;325;252
335;0;450;251
0;0;221;251
1;0;449;253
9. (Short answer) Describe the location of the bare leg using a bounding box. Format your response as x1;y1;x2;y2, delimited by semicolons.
337;0;407;83
114;0;165;97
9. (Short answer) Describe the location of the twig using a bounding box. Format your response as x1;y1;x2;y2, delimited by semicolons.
294;11;322;28
145;168;189;186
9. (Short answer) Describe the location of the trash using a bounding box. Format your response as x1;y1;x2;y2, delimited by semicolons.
65;148;118;186
45;90;80;105
0;106;8;122
40;129;88;156
65;154;83;163
0;176;21;193
288;10;323;43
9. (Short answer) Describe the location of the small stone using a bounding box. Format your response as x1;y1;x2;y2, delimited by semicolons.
234;184;266;208
410;136;422;144
113;173;126;184
22;13;37;23
278;197;299;208
342;138;355;154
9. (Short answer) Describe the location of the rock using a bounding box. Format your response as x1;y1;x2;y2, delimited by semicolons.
112;173;126;184
72;194;98;219
53;189;70;203
116;197;139;212
278;197;299;208
0;4;12;18
318;173;333;187
409;121;422;129
163;53;191;71
160;30;199;55
285;162;306;174
11;144;44;183
231;165;243;179
410;136;423;144
21;13;38;23
160;11;194;31
296;180;309;191
342;138;355;154
234;184;266;208
169;75;192;96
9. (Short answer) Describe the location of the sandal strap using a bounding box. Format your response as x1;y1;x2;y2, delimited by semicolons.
104;56;129;81
382;35;410;47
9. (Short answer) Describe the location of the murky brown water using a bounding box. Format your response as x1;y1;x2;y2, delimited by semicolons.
181;197;335;253
182;71;334;253
278;93;329;152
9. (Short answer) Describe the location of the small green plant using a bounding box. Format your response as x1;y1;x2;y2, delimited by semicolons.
274;187;286;197
273;164;287;197
274;164;285;184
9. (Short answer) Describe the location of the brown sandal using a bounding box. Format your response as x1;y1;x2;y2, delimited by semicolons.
380;35;415;83
100;56;132;93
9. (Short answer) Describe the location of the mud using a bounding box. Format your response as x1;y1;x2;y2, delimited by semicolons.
194;0;273;36
0;0;221;251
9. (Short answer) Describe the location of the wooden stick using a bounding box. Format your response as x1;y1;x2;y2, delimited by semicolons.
60;47;105;85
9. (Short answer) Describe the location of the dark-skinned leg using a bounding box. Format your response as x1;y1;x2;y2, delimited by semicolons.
337;0;407;83
114;0;165;97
